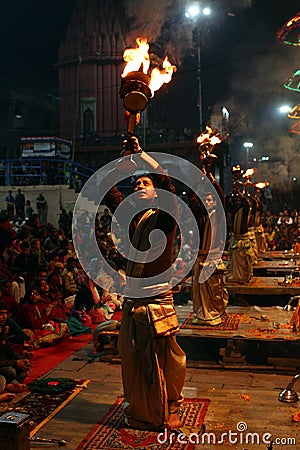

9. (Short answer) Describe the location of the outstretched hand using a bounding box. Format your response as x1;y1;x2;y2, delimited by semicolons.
120;136;142;157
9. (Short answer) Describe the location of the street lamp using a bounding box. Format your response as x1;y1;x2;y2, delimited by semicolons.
185;3;211;131
243;141;253;164
278;105;292;114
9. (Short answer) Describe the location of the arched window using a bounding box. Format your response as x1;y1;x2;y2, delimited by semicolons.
83;108;94;135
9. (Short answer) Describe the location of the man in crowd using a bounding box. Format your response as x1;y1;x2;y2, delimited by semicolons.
36;193;48;225
0;302;31;394
188;148;228;326
14;189;25;219
5;190;14;219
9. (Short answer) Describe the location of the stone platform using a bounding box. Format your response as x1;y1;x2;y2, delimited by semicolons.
176;304;300;370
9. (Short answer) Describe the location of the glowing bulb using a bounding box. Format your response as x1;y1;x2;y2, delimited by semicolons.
203;7;211;15
185;5;200;18
279;105;291;113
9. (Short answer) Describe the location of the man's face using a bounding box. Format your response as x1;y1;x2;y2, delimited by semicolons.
33;241;41;251
30;290;41;303
0;310;8;327
68;260;76;270
2;282;11;294
134;177;157;204
56;266;64;274
204;195;216;212
38;280;48;292
38;272;47;280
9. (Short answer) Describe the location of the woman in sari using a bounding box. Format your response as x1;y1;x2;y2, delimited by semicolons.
18;290;68;348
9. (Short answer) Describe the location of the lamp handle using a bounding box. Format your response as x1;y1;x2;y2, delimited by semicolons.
127;112;137;136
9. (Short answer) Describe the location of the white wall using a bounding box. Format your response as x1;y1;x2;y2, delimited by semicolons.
0;185;108;227
0;185;76;227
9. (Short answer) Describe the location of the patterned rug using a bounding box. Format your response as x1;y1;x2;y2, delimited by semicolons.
76;396;210;450
5;377;90;437
180;313;241;331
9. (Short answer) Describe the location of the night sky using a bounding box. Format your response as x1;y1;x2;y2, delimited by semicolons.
1;0;300;169
0;0;76;79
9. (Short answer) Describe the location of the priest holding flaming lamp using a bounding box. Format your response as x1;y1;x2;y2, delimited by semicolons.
225;166;253;284
253;182;269;254
188;127;228;325
103;38;185;431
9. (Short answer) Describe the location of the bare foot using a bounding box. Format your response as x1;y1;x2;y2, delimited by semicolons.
6;383;27;393
0;393;15;402
168;412;182;429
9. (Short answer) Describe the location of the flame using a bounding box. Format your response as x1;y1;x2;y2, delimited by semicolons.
254;181;269;189
121;38;176;96
149;57;176;94
122;38;150;77
243;168;255;179
197;126;221;146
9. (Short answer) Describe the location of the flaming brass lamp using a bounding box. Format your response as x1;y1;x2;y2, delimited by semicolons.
120;70;151;135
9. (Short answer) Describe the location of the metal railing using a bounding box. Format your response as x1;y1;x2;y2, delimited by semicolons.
0;158;95;190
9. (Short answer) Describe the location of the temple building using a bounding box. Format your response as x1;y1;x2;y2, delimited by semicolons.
57;0;128;149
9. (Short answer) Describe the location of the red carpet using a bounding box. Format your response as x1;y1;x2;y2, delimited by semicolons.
25;312;121;384
76;396;210;449
180;313;241;331
6;378;90;437
25;333;92;383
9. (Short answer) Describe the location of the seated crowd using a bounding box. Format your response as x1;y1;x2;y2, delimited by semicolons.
0;199;300;403
262;209;300;251
0;207;125;402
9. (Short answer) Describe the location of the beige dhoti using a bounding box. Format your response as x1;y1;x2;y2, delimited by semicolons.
192;250;228;325
118;294;186;430
255;224;267;253
248;226;258;265
226;233;253;284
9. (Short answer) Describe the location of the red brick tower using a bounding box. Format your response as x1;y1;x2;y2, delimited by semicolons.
57;0;128;146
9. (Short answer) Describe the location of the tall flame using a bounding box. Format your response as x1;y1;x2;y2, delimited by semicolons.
149;57;176;94
121;38;176;96
197;126;221;146
122;38;150;77
254;181;269;189
243;168;255;179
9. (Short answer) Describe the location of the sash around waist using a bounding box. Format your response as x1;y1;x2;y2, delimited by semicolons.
123;293;179;336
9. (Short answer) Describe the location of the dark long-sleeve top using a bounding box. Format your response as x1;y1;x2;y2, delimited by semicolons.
255;196;264;227
246;194;258;228
104;174;177;280
26;250;48;275
225;193;250;235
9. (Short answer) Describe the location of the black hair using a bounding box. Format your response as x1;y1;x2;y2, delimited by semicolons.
204;191;216;200
134;173;158;188
0;301;8;311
